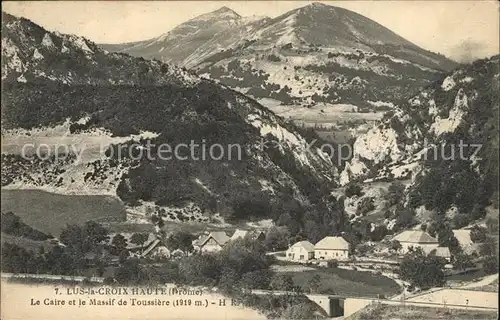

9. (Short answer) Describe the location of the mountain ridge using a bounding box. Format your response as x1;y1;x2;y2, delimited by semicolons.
100;4;457;114
1;11;347;242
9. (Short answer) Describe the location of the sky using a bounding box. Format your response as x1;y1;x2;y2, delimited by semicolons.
3;1;499;62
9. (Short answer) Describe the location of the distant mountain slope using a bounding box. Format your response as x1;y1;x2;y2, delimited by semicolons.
102;3;458;111
101;7;265;67
1;12;346;241
1;12;197;86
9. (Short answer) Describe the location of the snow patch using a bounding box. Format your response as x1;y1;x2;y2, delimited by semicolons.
441;76;456;91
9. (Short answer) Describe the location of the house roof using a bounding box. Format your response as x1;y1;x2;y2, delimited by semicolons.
290;240;315;252
452;230;473;246
141;239;161;257
198;231;230;247
393;231;438;244
314;237;349;250
231;229;250;241
107;232;157;250
231;229;265;241
424;246;451;258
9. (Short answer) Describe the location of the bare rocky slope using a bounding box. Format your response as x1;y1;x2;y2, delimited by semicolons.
342;55;499;229
102;3;458;111
1;12;347;240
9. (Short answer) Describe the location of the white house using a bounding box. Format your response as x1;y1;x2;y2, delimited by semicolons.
193;231;230;253
393;230;439;254
314;236;350;261
452;229;481;254
286;241;315;261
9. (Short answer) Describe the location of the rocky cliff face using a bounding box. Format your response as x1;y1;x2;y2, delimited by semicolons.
342;55;499;226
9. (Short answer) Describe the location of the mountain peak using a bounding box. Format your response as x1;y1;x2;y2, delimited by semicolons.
307;2;330;8
195;6;241;21
299;2;333;12
216;6;238;14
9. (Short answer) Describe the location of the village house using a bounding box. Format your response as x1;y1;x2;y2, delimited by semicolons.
286;241;315;261
453;229;481;254
230;229;266;242
424;246;452;262
193;231;230;253
393;230;439;254
126;233;157;253
141;238;171;259
106;232;157;256
314;236;350;261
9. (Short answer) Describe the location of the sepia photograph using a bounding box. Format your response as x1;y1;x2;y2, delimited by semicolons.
1;1;499;319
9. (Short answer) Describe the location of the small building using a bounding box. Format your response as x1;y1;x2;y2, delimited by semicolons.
424;246;452;262
314;236;350;261
392;230;439;254
193;231;230;253
230;229;266;242
141;238;170;259
107;232;157;254
286;241;315;261
149;245;171;259
452;229;481;254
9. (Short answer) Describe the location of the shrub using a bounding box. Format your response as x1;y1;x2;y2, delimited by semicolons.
390;240;402;252
357;244;372;256
327;259;339;268
370;225;388;242
394;206;416;230
103;277;115;285
452;252;474;271
385;182;405;206
307;274;321;293
469;225;487;243
357;197;375;215
345;182;363;198
267;54;281;62
483;255;499;274
270;274;294;291
239;269;272;290
399;247;445;289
